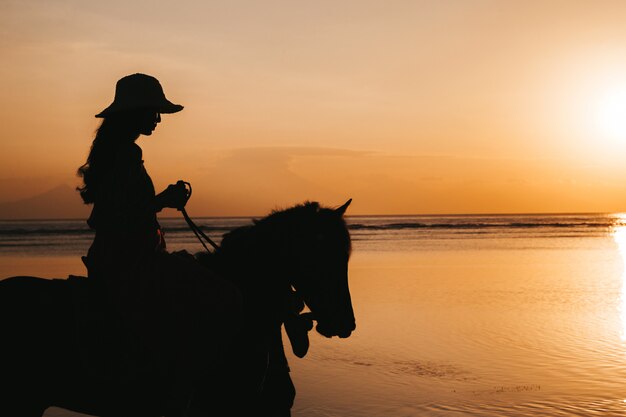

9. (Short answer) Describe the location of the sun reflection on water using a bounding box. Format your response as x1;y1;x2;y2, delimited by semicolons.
612;214;626;342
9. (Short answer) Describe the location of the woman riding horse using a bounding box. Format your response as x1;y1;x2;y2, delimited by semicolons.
76;73;242;416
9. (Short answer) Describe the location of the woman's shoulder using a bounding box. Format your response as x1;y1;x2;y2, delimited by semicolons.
114;143;143;164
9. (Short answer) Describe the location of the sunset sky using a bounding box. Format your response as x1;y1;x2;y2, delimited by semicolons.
3;0;626;217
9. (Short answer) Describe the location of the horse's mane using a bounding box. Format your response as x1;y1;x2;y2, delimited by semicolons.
196;201;350;268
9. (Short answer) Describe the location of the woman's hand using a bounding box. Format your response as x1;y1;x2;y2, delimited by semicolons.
155;181;190;211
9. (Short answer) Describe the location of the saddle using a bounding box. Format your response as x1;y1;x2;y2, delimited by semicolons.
66;275;145;386
67;253;244;389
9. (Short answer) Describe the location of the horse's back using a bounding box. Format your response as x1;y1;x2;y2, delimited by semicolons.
0;268;246;416
0;276;73;348
0;276;75;415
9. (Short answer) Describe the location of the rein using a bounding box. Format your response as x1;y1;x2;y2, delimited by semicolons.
181;208;219;252
177;181;219;253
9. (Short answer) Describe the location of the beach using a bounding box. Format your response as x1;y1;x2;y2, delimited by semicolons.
6;1;626;415
2;215;626;416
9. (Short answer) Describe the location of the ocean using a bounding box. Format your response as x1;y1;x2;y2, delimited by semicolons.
2;214;626;416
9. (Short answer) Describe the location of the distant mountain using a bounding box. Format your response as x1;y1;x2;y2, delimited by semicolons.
0;184;90;219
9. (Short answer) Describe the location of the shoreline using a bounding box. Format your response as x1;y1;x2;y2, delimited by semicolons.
0;256;86;279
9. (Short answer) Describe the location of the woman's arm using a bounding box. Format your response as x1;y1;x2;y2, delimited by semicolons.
154;182;189;212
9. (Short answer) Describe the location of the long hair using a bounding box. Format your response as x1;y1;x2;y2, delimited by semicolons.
77;113;140;204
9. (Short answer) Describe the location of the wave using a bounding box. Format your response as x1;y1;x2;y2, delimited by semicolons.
0;225;235;237
0;219;618;237
347;221;616;231
0;228;93;236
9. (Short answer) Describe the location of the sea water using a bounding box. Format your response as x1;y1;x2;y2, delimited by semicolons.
2;214;626;416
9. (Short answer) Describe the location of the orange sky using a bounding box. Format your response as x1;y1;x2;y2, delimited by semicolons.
2;1;626;218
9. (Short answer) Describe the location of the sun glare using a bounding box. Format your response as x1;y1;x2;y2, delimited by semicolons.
613;215;626;342
595;86;626;143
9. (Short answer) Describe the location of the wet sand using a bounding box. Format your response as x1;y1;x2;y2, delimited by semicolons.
0;256;85;279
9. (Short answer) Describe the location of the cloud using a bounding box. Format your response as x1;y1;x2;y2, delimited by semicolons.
181;146;368;215
4;148;626;218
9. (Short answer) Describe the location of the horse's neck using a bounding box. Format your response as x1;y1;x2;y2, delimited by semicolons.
213;249;291;327
245;276;291;328
212;228;304;366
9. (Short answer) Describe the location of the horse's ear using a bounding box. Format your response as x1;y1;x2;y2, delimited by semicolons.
335;198;352;215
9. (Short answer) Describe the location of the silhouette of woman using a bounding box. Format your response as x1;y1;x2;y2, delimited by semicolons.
78;73;187;284
77;74;241;414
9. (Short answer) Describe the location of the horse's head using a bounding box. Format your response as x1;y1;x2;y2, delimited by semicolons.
213;199;356;340
287;199;356;339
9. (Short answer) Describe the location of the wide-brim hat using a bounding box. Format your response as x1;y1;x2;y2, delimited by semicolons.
95;73;183;118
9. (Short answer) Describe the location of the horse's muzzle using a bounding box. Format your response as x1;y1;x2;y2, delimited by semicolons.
315;317;356;339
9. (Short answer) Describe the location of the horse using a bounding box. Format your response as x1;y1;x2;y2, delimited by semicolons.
0;200;355;417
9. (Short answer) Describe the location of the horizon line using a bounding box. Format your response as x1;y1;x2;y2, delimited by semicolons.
0;211;624;222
